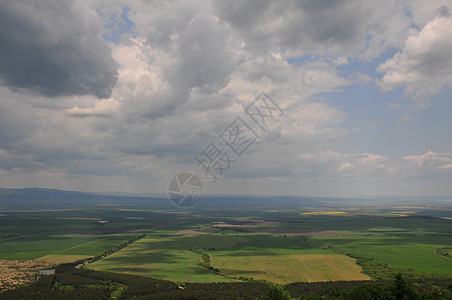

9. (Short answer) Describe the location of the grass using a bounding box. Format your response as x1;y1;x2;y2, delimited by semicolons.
0;210;155;260
0;235;96;260
37;254;91;263
206;234;370;283
310;233;452;274
0;234;143;260
1;206;451;284
90;248;235;283
88;233;240;282
88;232;371;283
210;253;370;284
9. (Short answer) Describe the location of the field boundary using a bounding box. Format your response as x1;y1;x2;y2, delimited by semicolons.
78;234;146;268
434;248;452;260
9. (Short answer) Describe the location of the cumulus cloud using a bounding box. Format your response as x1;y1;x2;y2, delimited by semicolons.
66;98;120;118
295;151;388;179
398;151;452;180
111;0;241;120
377;10;452;108
0;0;117;98
291;150;452;184
402;151;452;167
0;0;451;196
213;0;412;58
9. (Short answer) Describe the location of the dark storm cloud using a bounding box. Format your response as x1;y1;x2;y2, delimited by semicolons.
0;96;36;149
0;1;117;98
212;0;391;56
0;0;450;196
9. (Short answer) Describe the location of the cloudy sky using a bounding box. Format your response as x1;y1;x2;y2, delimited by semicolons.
0;0;451;198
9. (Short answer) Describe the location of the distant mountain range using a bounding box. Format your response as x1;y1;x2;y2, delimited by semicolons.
0;187;165;210
0;187;451;211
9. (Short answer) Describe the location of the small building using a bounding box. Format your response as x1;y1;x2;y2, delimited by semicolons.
39;269;55;275
94;220;109;225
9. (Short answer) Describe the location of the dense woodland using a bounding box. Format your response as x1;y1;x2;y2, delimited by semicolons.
0;263;451;299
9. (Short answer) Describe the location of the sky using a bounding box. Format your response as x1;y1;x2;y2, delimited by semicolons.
0;0;451;198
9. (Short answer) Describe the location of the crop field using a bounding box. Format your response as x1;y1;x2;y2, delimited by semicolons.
0;233;146;261
1;200;451;286
0;209;164;260
210;253;370;284
88;232;244;282
205;234;371;283
88;232;371;283
310;233;452;274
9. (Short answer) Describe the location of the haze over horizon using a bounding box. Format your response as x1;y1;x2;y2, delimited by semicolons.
1;0;452;198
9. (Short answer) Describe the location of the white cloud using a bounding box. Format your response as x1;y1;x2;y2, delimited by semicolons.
337;162;354;172
0;0;451;197
67;98;120;117
293;151;388;180
377;13;452;108
360;153;386;164
402;151;452;166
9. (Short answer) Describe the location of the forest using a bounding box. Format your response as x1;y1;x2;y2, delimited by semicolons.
1;263;452;299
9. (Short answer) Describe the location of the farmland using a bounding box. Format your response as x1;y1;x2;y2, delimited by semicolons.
310;234;452;274
0;189;452;291
88;233;244;282
0;210;153;261
210;253;369;283
86;211;452;283
88;232;364;283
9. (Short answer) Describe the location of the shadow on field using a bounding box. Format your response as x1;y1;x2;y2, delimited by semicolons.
94;250;181;264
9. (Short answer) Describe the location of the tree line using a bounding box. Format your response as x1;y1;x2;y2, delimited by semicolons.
1;263;452;299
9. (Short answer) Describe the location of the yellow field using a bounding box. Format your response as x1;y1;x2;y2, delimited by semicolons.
37;254;91;262
53;217;100;220
210;253;370;284
300;211;347;215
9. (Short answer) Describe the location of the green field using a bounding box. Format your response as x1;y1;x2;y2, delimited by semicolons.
88;233;243;282
1;203;452;285
88;232;374;283
310;234;452;274
0;233;146;260
0;209;162;260
210;253;369;283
